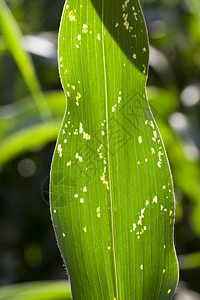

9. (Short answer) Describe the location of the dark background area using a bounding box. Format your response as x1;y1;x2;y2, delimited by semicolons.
0;0;200;298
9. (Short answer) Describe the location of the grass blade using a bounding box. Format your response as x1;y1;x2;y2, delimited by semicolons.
0;0;50;119
0;91;65;167
0;280;71;300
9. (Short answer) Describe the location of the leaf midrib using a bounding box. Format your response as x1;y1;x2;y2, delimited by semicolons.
101;1;119;299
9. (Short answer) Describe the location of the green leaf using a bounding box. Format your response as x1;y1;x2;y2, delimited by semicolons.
50;0;179;299
0;281;71;300
0;0;50;119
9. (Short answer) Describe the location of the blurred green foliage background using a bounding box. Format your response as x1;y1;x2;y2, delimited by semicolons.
0;0;200;299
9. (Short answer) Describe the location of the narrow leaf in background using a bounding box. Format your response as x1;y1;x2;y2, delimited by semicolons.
50;0;179;299
0;0;50;120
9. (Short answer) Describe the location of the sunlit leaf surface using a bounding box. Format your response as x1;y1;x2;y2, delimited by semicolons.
50;0;179;299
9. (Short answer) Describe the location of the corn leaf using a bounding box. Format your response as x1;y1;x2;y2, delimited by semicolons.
50;0;179;299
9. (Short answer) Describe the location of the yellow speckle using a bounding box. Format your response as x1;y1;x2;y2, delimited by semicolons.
75;152;83;162
145;200;149;205
132;53;137;59
62;233;66;237
54;210;56;213
150;120;155;128
143;47;147;52
101;131;105;136
97;33;101;40
163;269;166;274
153;196;157;203
158;151;163;161
99;153;103;159
68;11;76;21
83;132;91;140
151;148;155;154
138;136;142;143
57;144;63;157
143;67;146;74
96;207;100;213
167;289;171;294
124;0;130;7
108;246;111;250
115;23;119;28
97;213;101;218
161;205;164;210
145;158;148;162
163;185;166;189
83;227;87;232
169;210;173;216
74;194;78;198
83;187;87;192
79;122;83;133
75;45;79;48
137;161;140;165
157;161;162;168
133;12;138;21
64;139;67;143
140;264;143;270
74;128;78;135
153;131;157;139
66;161;71;167
80;198;84;203
77;34;81;41
82;24;88;33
